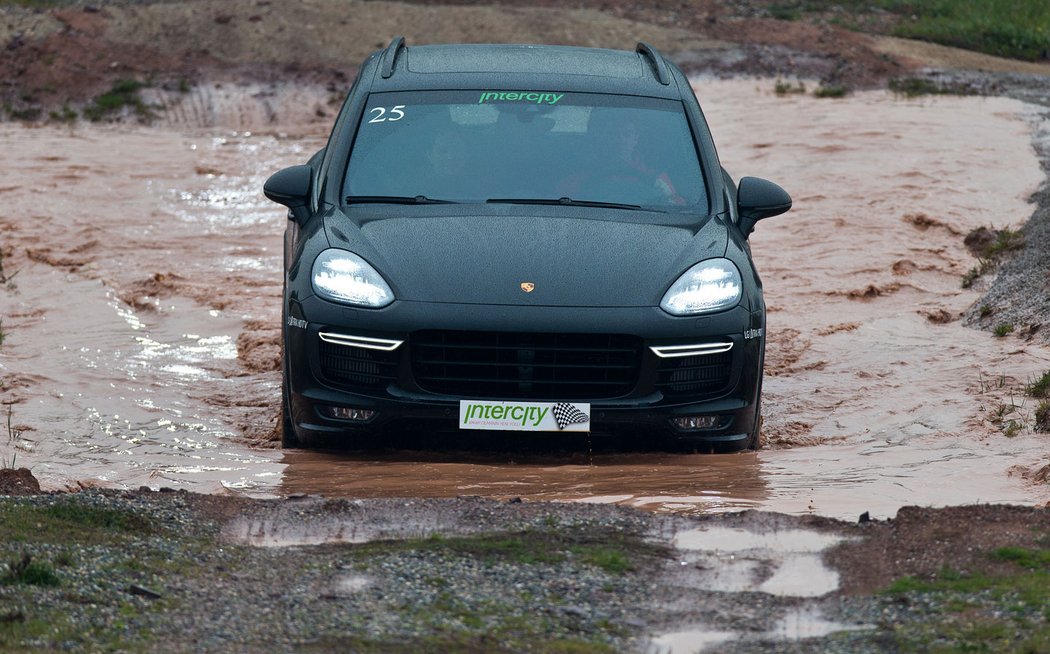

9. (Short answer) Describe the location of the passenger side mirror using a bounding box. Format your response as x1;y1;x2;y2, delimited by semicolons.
737;176;791;238
264;165;313;225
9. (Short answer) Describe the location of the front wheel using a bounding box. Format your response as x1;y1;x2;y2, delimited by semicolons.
746;375;763;451
280;359;302;449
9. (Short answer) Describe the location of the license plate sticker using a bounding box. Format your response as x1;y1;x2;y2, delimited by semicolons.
459;401;591;432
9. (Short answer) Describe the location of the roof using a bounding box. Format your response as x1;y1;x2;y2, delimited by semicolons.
367;41;682;98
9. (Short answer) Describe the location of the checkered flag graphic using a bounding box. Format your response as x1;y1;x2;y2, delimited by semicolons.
552;402;589;430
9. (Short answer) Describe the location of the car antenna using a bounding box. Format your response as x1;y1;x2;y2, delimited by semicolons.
635;42;670;85
381;36;406;79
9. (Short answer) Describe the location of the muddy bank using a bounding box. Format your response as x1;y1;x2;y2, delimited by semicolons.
8;0;1050;128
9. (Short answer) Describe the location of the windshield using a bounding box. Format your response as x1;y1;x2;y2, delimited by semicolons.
344;90;708;210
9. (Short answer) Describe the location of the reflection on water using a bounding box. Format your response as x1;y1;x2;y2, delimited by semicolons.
645;607;873;653
278;449;769;515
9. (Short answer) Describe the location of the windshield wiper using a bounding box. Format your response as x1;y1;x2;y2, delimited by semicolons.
345;195;456;205
486;197;642;210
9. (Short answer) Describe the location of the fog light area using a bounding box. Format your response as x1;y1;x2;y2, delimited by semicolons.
672;415;720;430
319;406;376;421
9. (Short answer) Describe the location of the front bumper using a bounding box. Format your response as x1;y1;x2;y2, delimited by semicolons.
285;296;763;447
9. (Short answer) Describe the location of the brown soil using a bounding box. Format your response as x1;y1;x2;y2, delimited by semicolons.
829;504;1050;596
5;0;1047;121
0;468;41;496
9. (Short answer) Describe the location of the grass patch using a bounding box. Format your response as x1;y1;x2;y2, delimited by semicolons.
1;553;59;587
993;547;1050;570
814;85;849;98
774;79;807;95
993;323;1014;338
415;532;566;566
83;79;154;122
1026;371;1050;399
961;258;993;289
889;0;1050;62
304;631;619;654
961;226;1025;289
48;104;77;124
759;0;1050;62
572;546;633;575
0;1;72;6
0;500;156;545
362;528;665;573
888;77;978;97
983;228;1026;258
884;547;1050;652
1035;401;1050;432
7;106;42;121
768;4;803;21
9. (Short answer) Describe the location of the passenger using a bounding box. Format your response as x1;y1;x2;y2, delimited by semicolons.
569;112;685;205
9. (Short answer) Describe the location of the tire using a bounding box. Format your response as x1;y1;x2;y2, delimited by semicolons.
746;372;764;451
280;355;302;449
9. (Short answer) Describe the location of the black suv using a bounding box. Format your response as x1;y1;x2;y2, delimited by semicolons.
264;38;791;450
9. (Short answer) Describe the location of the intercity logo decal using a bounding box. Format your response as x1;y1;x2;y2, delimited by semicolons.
459;400;591;432
478;91;564;105
520;282;535;293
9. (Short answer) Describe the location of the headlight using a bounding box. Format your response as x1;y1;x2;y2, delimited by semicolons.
660;259;742;315
311;249;394;308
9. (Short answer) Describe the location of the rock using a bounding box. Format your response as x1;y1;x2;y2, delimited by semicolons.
128;584;163;600
0;468;42;496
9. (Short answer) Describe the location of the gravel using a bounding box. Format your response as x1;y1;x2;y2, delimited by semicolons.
2;484;1048;652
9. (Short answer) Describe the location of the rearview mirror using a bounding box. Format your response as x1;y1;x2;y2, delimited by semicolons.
737;176;791;238
264;165;313;225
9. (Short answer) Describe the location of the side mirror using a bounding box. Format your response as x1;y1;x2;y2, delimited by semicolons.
264;165;313;225
737;176;791;237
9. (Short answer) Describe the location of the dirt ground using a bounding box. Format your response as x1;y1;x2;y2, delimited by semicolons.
1;2;1050;649
4;0;1050;121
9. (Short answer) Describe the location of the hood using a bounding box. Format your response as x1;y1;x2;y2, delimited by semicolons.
325;210;727;307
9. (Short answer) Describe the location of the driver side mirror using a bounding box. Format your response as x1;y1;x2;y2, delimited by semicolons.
264;164;313;225
737;176;791;238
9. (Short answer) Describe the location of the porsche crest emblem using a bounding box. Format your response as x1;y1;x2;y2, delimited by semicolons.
520;282;535;293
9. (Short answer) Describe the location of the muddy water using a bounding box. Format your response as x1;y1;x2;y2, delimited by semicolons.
1;80;1048;518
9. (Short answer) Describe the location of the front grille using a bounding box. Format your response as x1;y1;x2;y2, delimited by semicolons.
655;350;733;398
411;330;642;399
319;339;399;390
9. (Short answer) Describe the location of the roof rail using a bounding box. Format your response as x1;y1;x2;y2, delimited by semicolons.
635;42;670;85
381;36;406;79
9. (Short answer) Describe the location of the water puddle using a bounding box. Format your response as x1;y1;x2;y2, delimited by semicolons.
771;606;873;640
230;517;374;547
0;80;1048;518
645;628;736;654
330;575;372;596
672;526;848;597
646;607;873;653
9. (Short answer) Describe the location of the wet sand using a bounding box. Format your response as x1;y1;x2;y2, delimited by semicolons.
1;80;1048;518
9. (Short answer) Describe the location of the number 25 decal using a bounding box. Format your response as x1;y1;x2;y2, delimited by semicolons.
369;105;406;123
